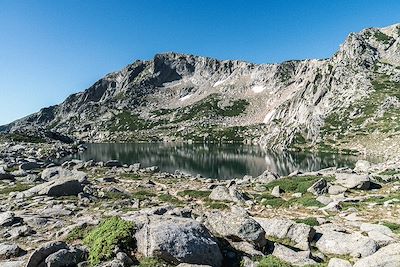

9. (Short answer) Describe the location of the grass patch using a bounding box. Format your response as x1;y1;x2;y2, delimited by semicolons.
84;217;135;266
131;190;157;201
65;224;94;242
258;255;292;267
382;222;400;234
138;257;172;267
119;173;142;180
379;169;400;176
295;217;320;226
259;193;323;208
206;201;230;210
177;190;211;199
0;183;33;195
265;176;331;194
374;31;393;44
158;193;183;205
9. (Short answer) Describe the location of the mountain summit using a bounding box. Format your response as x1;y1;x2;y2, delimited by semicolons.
2;23;400;156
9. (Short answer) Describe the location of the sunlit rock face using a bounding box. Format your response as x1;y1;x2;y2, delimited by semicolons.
2;24;400;149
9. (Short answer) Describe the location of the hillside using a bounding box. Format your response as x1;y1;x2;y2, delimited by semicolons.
2;23;400;157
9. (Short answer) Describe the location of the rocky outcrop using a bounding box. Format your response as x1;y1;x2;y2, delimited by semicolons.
2;24;400;153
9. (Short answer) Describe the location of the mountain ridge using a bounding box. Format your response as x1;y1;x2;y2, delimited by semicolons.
2;23;400;157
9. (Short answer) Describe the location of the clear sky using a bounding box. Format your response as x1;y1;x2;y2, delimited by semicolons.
1;0;399;125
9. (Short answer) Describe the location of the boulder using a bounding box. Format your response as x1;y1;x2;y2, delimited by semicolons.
307;178;328;196
0;260;25;267
255;170;281;184
45;246;88;267
354;160;371;173
360;223;397;247
21;175;85;198
271;186;282;197
335;173;370;190
19;161;41;171
133;215;223;267
205;210;266;248
328;185;347;195
328;258;352;267
105;160;122;168
26;241;69;267
0;243;26;259
0;212;22;227
315;227;378;258
255;217;314;250
41;167;87;182
209;186;247;203
353;243;400;267
0;167;14;181
272;244;317;266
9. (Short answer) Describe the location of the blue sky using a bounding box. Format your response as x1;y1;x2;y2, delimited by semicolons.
1;0;399;125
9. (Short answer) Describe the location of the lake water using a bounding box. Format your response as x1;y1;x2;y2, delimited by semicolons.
68;143;361;179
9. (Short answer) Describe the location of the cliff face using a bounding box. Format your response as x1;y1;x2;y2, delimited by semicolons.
3;24;400;153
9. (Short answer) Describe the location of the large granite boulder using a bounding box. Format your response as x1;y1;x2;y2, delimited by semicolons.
255;217;315;250
335;173;370;190
132;215;223;267
353;243;400;267
205;210;266;248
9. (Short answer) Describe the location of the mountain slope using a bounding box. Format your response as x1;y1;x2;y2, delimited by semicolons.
2;24;400;156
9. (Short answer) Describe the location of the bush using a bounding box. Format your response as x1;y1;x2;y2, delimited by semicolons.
83;217;135;265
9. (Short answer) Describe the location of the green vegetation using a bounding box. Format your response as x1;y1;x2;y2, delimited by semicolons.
265;176;331;194
0;183;32;195
119;173;141;180
295;217;320;226
5;133;45;143
258;256;292;267
379;169;400;176
176;125;249;143
382;222;400;234
84;217;135;266
174;94;249;122
131;190;157;200
138;257;172;267
108;111;166;132
259;193;323;208
206;201;230;210
65;224;94;242
177;189;211;199
158;193;183;205
374;31;393;44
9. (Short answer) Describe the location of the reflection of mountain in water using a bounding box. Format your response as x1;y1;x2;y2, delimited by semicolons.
69;143;359;179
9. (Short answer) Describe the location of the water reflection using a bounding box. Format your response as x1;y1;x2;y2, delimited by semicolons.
68;143;360;179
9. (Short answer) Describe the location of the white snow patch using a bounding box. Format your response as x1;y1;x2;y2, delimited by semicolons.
179;94;193;101
251;85;266;93
263;110;275;124
213;79;227;87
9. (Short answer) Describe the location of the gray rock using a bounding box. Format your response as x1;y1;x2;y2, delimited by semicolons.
360;223;397;247
316;195;333;205
133;215;222;267
26;241;69;267
328;185;347;195
209;186;246;203
315;227;378;258
272;244;317;266
354;160;371;173
45;246;88;267
0;260;25;267
353;243;400;267
255;217;315;251
19;161;41;171
335;173;370;190
0;243;26;259
328;258;353;267
21;176;85;197
0;212;22;227
255;170;280;184
206;210;266;248
0;167;15;181
271;186;281;197
307;178;328;196
177;264;212;267
105;160;122;168
115;252;134;266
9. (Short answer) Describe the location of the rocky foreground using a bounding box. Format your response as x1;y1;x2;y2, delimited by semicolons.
1;141;400;267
